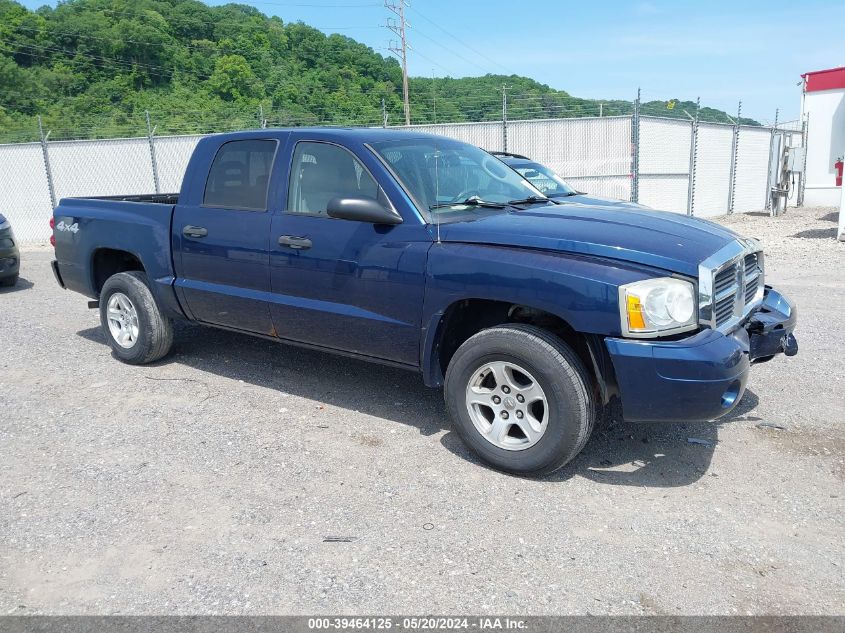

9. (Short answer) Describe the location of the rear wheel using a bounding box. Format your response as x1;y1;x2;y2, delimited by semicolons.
0;274;18;287
99;271;173;364
445;324;595;476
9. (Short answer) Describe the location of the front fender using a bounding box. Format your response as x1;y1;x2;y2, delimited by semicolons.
419;242;661;386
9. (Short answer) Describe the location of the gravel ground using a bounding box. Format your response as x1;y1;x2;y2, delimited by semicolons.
0;206;842;615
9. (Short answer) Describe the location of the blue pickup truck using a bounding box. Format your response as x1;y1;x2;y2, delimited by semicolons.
51;128;798;475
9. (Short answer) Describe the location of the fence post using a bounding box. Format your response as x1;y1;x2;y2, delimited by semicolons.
798;114;808;207
727;100;741;214
38;116;57;210
630;88;640;204
382;98;388;128
764;109;779;211
686;97;700;216
145;111;161;195
501;84;509;152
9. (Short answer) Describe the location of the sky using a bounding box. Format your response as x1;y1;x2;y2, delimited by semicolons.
18;0;845;123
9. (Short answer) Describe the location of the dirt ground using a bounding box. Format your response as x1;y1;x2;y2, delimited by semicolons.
0;206;842;615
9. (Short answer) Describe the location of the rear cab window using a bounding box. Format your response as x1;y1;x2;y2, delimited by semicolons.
203;139;277;211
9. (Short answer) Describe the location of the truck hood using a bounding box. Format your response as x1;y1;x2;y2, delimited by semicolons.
436;202;743;277
555;193;648;210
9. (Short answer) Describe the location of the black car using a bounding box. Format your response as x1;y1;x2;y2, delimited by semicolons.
0;213;20;287
491;151;647;209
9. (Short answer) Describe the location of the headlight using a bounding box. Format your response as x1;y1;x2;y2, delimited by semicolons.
0;220;9;232
619;277;697;337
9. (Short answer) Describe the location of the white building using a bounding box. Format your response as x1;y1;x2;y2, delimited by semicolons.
800;66;845;207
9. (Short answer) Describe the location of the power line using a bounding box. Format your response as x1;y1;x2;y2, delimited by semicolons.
406;5;516;76
405;25;490;75
403;47;453;77
53;2;381;21
7;23;382;55
247;1;382;6
0;40;198;80
1;42;622;117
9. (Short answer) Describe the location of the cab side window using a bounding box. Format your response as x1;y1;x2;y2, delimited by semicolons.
203;139;276;211
287;142;379;216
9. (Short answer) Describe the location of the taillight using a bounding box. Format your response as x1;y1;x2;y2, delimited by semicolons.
49;217;55;247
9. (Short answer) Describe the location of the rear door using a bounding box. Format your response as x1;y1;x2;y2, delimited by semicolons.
173;137;281;335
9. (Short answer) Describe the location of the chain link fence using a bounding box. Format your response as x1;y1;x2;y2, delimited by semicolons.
0;104;805;244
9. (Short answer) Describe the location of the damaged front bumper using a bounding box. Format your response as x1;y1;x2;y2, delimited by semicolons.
605;286;797;423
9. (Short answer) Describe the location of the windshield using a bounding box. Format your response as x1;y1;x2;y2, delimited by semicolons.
512;162;578;197
370;138;546;222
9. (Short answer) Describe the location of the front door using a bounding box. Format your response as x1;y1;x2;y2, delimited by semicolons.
268;140;429;365
173;138;278;335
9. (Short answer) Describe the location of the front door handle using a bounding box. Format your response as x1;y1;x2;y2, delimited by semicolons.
278;235;312;250
182;225;208;239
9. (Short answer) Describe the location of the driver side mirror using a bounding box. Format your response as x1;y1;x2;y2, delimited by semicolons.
326;196;403;225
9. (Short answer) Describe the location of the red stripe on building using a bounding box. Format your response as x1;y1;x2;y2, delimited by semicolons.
802;67;845;93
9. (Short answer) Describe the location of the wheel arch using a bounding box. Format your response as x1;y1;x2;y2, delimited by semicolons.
91;247;145;296
421;297;617;404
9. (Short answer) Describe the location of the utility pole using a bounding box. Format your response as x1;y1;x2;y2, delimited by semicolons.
386;0;411;126
381;98;388;128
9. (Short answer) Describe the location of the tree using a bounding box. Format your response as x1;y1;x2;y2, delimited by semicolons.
208;54;261;101
0;0;760;141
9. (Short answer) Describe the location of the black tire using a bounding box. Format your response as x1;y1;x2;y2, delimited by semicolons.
99;271;173;365
444;324;595;476
0;274;18;287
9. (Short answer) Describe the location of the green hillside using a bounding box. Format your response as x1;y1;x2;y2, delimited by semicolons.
0;0;759;142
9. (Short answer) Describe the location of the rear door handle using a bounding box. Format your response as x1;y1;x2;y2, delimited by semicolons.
278;235;312;250
182;225;208;238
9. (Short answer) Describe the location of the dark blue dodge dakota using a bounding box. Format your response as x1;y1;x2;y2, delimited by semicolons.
51;128;798;475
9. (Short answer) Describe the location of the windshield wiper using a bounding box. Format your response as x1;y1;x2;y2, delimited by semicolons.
507;196;553;206
429;196;507;210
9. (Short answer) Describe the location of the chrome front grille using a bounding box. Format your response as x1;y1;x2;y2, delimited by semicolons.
713;263;738;327
699;240;765;331
714;264;737;295
744;252;762;304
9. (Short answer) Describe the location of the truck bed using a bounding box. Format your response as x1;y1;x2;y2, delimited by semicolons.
69;193;180;205
53;194;180;304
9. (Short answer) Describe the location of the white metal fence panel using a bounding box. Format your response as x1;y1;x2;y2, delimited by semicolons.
0;116;796;244
407;121;504;152
508;116;632;201
49;138;155;201
639;176;691;214
0;142;53;243
638;117;691;213
155;134;204;193
733;127;772;213
693;123;734;218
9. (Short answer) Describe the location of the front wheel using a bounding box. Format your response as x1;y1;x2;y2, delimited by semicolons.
0;274;18;287
444;324;595;476
99;271;173;364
